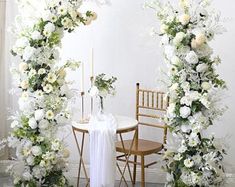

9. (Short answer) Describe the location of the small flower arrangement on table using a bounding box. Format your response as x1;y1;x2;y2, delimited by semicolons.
89;73;117;113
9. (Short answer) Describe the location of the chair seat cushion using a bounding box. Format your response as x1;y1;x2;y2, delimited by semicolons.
116;139;163;156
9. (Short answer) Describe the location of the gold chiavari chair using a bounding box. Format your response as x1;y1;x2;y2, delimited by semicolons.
116;83;169;187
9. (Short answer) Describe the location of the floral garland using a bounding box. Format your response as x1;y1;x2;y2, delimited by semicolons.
147;0;227;186
5;0;96;186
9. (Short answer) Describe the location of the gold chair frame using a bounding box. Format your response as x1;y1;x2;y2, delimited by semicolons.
116;83;169;187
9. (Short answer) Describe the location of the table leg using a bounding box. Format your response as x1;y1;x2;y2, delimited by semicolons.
118;128;137;187
72;128;90;187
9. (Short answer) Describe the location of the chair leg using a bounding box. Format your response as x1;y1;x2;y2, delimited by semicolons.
141;156;145;187
133;155;137;184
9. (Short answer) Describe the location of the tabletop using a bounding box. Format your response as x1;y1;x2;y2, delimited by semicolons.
72;115;138;133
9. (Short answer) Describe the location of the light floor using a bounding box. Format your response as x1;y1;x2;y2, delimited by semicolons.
0;176;164;187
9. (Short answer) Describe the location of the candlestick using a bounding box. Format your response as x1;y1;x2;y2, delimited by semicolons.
90;76;94;114
79;91;89;124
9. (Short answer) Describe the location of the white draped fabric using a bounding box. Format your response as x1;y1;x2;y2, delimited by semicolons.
89;114;117;187
0;0;7;160
0;0;18;160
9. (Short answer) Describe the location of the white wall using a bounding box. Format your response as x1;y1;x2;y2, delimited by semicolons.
61;0;235;182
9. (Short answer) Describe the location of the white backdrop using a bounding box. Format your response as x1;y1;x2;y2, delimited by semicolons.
62;0;235;182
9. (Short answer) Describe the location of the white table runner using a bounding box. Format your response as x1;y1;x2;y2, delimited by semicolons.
89;114;117;187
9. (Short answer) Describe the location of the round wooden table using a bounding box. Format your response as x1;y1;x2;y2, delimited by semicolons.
72;115;138;187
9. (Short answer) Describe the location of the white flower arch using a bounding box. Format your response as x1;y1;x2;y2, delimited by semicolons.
7;0;96;186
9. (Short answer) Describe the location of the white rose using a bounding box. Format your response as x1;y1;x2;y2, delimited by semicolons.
196;63;208;72
180;106;191;118
20;80;29;89
185;51;199;64
173;32;186;46
38;119;49;129
19;62;28;72
26;155;35;166
31;146;42;156
89;86;99;97
201;82;211;90
171;56;182;66
31;31;43;40
181;124;191;133
34;109;44;121
46;110;54;120
179;14;190;25
28;118;37;129
43;84;53;93
23;46;36;61
22;171;32;180
195;33;207;46
184;158;194;168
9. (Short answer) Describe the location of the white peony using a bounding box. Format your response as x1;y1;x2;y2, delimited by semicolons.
195;33;207;46
173;32;186;46
34;109;44;121
43;84;53;93
89;86;99;97
196;63;208;72
180;106;191;118
23;46;36;61
201;82;212;90
38;119;49;129
19;62;28;72
46;110;54;120
31;31;43;40
43;23;56;37
28;118;37;129
185;51;199;64
20;80;29;89
184;158;194;168
179;14;190;25
31;146;42;156
26;155;35;166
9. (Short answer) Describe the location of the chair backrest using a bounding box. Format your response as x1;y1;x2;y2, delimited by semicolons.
135;83;169;144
